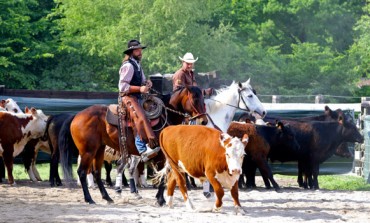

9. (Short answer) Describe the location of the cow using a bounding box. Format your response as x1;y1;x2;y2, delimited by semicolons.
227;121;300;191
155;125;248;214
1;98;22;113
0;107;48;184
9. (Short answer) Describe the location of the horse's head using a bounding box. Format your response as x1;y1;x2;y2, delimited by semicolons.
170;86;208;125
237;79;266;118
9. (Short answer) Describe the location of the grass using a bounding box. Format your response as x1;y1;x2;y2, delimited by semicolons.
274;174;370;191
6;164;370;191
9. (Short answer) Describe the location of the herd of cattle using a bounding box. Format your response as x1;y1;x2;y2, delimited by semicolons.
0;97;365;212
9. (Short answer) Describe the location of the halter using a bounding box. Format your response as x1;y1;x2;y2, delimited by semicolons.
237;87;252;114
207;86;253;114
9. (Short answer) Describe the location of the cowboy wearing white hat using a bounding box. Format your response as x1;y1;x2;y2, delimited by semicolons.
178;52;198;63
173;52;213;97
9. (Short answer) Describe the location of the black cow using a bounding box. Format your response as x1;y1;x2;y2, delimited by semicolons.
227;121;300;191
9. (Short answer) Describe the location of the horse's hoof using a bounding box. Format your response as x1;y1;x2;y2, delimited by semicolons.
128;192;142;200
115;187;122;193
86;200;96;205
203;192;214;199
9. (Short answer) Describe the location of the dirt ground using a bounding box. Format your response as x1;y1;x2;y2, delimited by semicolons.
0;176;369;223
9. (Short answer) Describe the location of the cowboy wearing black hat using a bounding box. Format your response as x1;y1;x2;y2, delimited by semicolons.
118;39;160;196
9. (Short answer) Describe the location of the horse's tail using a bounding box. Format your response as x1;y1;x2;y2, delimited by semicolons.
152;161;171;186
58;114;76;184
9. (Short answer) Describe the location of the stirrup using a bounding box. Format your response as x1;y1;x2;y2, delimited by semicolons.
141;146;161;162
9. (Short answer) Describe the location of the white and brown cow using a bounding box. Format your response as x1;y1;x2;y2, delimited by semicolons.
1;98;22;113
156;125;248;214
0;107;48;184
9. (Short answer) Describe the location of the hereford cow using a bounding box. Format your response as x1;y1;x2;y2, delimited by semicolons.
227;121;300;191
0;107;48;184
155;125;248;214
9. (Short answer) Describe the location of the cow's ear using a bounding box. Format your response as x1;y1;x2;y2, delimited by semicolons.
31;107;37;115
325;106;332;115
0;100;5;107
277;121;284;130
242;134;249;145
24;106;29;113
339;116;343;124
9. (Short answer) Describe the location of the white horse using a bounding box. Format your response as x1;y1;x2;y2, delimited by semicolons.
205;78;266;132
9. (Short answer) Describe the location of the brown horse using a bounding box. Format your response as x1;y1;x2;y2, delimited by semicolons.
59;86;207;204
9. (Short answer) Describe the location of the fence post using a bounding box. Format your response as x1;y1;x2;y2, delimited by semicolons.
315;94;324;104
272;95;280;103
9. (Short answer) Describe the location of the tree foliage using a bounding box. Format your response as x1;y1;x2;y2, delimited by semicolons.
0;0;369;100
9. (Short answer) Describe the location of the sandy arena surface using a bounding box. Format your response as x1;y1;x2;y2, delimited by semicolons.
0;176;369;223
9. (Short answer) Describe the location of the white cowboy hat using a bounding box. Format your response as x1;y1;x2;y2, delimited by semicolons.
179;52;198;63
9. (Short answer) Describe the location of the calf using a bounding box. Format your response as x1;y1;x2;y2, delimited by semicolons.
0;107;48;184
227;121;300;191
156;125;248;214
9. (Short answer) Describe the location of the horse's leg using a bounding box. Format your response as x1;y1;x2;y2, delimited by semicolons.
185;173;192;190
54;152;62;186
104;161;113;187
127;155;142;198
137;162;148;187
77;154;96;204
92;148;113;203
114;160;127;193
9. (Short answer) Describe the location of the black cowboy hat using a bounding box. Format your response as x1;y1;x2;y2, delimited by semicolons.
123;39;147;54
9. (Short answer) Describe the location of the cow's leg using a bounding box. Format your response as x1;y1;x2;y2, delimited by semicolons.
297;161;305;188
2;147;15;185
245;156;257;188
171;169;193;210
311;164;320;190
104;161;113;187
166;170;177;209
207;173;224;212
230;181;245;215
0;157;5;183
260;159;280;192
31;148;42;181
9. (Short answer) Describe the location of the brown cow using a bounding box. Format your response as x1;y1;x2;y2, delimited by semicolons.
0;107;48;184
156;125;248;214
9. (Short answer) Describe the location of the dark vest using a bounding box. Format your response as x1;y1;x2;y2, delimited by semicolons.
123;58;143;98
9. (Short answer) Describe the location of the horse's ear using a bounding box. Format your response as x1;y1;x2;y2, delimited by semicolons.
246;78;250;84
238;82;242;89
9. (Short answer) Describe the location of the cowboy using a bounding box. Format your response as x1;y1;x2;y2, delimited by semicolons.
172;52;213;97
118;39;160;164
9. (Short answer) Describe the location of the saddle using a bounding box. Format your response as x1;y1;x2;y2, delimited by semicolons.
106;94;164;128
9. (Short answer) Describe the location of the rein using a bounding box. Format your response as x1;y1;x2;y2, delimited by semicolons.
149;88;203;121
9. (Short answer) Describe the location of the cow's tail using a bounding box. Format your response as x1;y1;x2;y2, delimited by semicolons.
58;115;76;185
